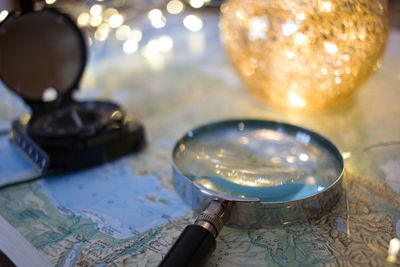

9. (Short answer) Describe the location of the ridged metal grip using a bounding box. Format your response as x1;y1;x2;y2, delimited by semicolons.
194;200;231;238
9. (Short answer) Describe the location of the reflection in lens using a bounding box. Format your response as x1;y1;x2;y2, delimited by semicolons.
174;122;341;202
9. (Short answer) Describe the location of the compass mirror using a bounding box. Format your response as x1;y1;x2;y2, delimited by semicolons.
0;8;86;103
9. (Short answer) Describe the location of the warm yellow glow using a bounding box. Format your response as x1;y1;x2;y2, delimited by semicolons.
282;21;299;37
299;153;309;162
296;13;306;20
235;179;258;187
141;44;165;70
220;0;390;109
130;29;143;42
148;9;166;28
90;16;103;27
388;238;400;263
202;182;212;189
294;33;306;45
235;11;245;20
94;25;109;41
324;42;338;54
99;23;110;31
123;40;138;54
145;36;174;53
45;0;56;4
248;17;268;41
87;37;92;46
77;13;90;27
116;26;142;43
289;92;306;107
146;40;161;55
158;36;174;52
190;0;205;8
238;136;249;144
103;8;118;21
148;9;162;21
342;152;351;159
90;4;103;16
285;50;295;59
196;179;215;190
167;0;184;14
42;87;57;102
115;25;131;40
319;1;332;12
271;157;281;164
305;176;316;184
179;144;186;152
286;156;296;163
183;15;203;32
376;59;382;69
0;10;8;22
254;129;283;141
94;23;110;42
109;14;123;28
151;17;167;29
140;36;174;69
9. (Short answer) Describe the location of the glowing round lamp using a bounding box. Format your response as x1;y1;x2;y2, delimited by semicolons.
220;0;390;109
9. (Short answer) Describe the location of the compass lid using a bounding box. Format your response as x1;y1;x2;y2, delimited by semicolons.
0;8;87;107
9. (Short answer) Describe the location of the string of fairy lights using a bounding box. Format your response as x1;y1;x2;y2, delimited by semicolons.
58;0;206;56
0;0;210;60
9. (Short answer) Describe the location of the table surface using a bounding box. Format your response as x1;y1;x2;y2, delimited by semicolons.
0;2;400;266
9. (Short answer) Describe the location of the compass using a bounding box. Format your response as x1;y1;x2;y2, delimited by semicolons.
28;101;122;138
0;5;145;174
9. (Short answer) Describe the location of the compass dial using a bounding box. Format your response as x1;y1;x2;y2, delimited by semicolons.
28;101;123;138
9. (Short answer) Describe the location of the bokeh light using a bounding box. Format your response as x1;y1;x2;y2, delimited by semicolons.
158;36;174;52
148;9;162;21
123;40;138;54
167;0;184;14
129;29;143;43
190;0;205;9
77;12;90;27
0;10;8;22
183;15;203;32
115;25;131;40
94;23;110;41
109;14;124;28
90;4;103;16
90;16;103;27
103;8;118;21
148;9;166;28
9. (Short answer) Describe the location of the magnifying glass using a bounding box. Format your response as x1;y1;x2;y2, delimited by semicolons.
160;119;344;267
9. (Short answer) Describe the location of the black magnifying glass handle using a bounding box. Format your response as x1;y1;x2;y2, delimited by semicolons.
159;200;231;267
159;224;216;267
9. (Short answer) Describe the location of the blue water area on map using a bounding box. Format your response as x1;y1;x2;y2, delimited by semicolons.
39;158;190;237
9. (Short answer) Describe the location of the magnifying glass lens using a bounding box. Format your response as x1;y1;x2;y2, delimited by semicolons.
174;122;342;202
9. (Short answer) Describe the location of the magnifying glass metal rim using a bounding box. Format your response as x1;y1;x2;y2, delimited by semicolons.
172;119;344;228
